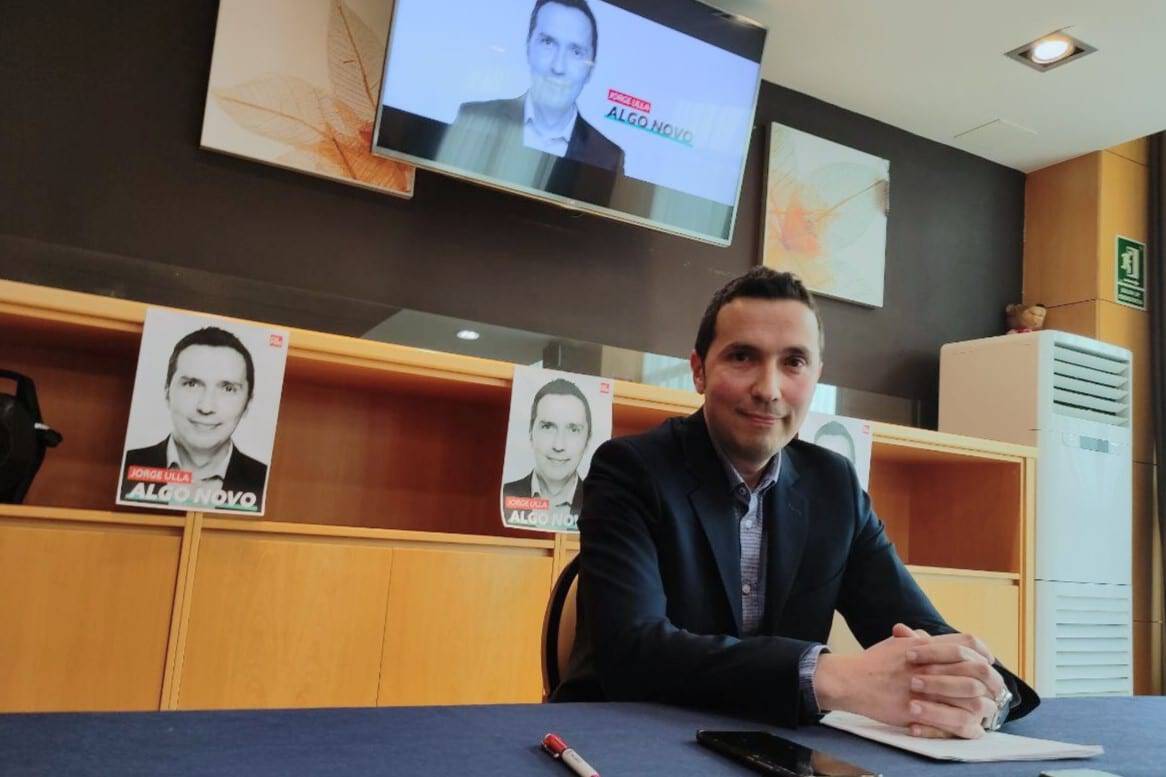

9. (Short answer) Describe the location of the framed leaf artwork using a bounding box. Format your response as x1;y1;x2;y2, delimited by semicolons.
762;123;889;308
201;0;415;198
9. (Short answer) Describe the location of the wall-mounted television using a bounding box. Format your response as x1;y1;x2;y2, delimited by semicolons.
371;0;766;246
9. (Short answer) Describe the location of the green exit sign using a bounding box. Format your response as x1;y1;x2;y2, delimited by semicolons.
1115;235;1147;310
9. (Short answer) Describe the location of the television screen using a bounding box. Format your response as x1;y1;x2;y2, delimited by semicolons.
371;0;766;246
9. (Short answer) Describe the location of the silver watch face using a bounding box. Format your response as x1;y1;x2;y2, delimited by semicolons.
983;687;1013;731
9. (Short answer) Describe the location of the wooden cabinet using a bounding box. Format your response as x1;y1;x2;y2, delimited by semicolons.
378;545;552;705
826;426;1035;680
0;280;1036;711
0;507;183;711
176;524;396;710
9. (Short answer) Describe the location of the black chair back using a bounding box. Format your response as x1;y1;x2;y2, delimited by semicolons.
541;554;580;700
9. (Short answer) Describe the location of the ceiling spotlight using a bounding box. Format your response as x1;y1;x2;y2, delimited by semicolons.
456;329;481;341
1031;36;1072;63
1006;31;1096;72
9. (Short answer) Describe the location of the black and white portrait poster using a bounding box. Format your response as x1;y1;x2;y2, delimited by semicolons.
115;308;290;516
500;365;613;533
800;411;873;490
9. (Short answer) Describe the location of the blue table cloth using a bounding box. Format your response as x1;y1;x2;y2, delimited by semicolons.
2;697;1162;777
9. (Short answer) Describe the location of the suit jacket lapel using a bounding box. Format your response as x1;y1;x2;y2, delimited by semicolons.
222;447;244;491
764;448;808;631
681;412;744;635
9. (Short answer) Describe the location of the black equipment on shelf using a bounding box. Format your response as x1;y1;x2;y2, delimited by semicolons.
0;370;63;503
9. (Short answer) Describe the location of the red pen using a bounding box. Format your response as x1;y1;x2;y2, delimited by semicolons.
541;732;600;777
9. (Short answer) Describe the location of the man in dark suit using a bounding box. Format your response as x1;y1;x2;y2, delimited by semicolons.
502;378;591;521
554;268;1038;737
120;327;268;512
439;0;624;176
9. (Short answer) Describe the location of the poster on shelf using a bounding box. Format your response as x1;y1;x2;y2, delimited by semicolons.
500;365;613;533
799;411;873;490
115;308;290;517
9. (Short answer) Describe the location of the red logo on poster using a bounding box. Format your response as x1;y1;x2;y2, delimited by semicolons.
600;382;611;394
505;496;550;510
607;89;651;113
269;334;284;347
127;466;192;484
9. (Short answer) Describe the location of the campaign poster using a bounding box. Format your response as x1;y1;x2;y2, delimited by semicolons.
500;365;613;533
116;308;290;516
800;411;873;491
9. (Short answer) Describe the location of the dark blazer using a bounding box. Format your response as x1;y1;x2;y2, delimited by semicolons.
446;95;625;173
502;471;584;517
121;438;268;510
553;411;1038;727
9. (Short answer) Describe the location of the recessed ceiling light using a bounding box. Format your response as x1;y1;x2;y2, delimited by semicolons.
456;329;481;341
1031;36;1072;64
1005;31;1096;72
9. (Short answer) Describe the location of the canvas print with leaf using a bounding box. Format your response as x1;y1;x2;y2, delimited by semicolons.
762;123;889;307
201;0;414;198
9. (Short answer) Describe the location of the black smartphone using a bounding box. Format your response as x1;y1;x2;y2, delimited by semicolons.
696;730;880;777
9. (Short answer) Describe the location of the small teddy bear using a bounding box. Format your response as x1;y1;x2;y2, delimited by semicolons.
1005;303;1047;334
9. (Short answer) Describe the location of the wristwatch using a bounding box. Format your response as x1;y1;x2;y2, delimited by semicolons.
982;686;1014;732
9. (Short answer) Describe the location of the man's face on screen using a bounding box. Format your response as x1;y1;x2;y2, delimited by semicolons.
166;345;250;458
527;2;595;116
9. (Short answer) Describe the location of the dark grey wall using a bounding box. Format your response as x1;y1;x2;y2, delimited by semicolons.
0;1;1024;416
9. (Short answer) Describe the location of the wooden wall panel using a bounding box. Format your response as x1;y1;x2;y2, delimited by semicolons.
1132;462;1160;623
1134;620;1163;695
1042;300;1097;339
0;521;181;711
176;532;393;709
264;381;530;539
914;573;1022;675
1097;150;1149;306
1108;138;1149;166
379;547;552;706
867;460;913;561
1023;153;1100;307
908;463;1021;574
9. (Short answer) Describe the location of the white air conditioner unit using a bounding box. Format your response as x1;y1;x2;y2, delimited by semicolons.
939;330;1133;697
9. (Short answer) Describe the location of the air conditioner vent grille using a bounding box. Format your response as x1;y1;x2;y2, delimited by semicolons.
1051;343;1131;427
1051;590;1131;697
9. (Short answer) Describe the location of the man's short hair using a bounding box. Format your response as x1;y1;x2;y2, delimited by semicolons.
529;378;592;440
813;420;855;461
165;327;256;405
527;0;599;60
693;267;824;362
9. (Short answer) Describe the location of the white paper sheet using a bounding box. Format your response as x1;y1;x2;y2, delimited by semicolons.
821;711;1104;762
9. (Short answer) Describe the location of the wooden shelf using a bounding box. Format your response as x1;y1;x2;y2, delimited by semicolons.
906;564;1021;582
871;420;1036;462
200;516;556;551
0;279;702;414
0;503;184;529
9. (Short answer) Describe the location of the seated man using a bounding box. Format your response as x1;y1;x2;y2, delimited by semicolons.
554;267;1038;738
